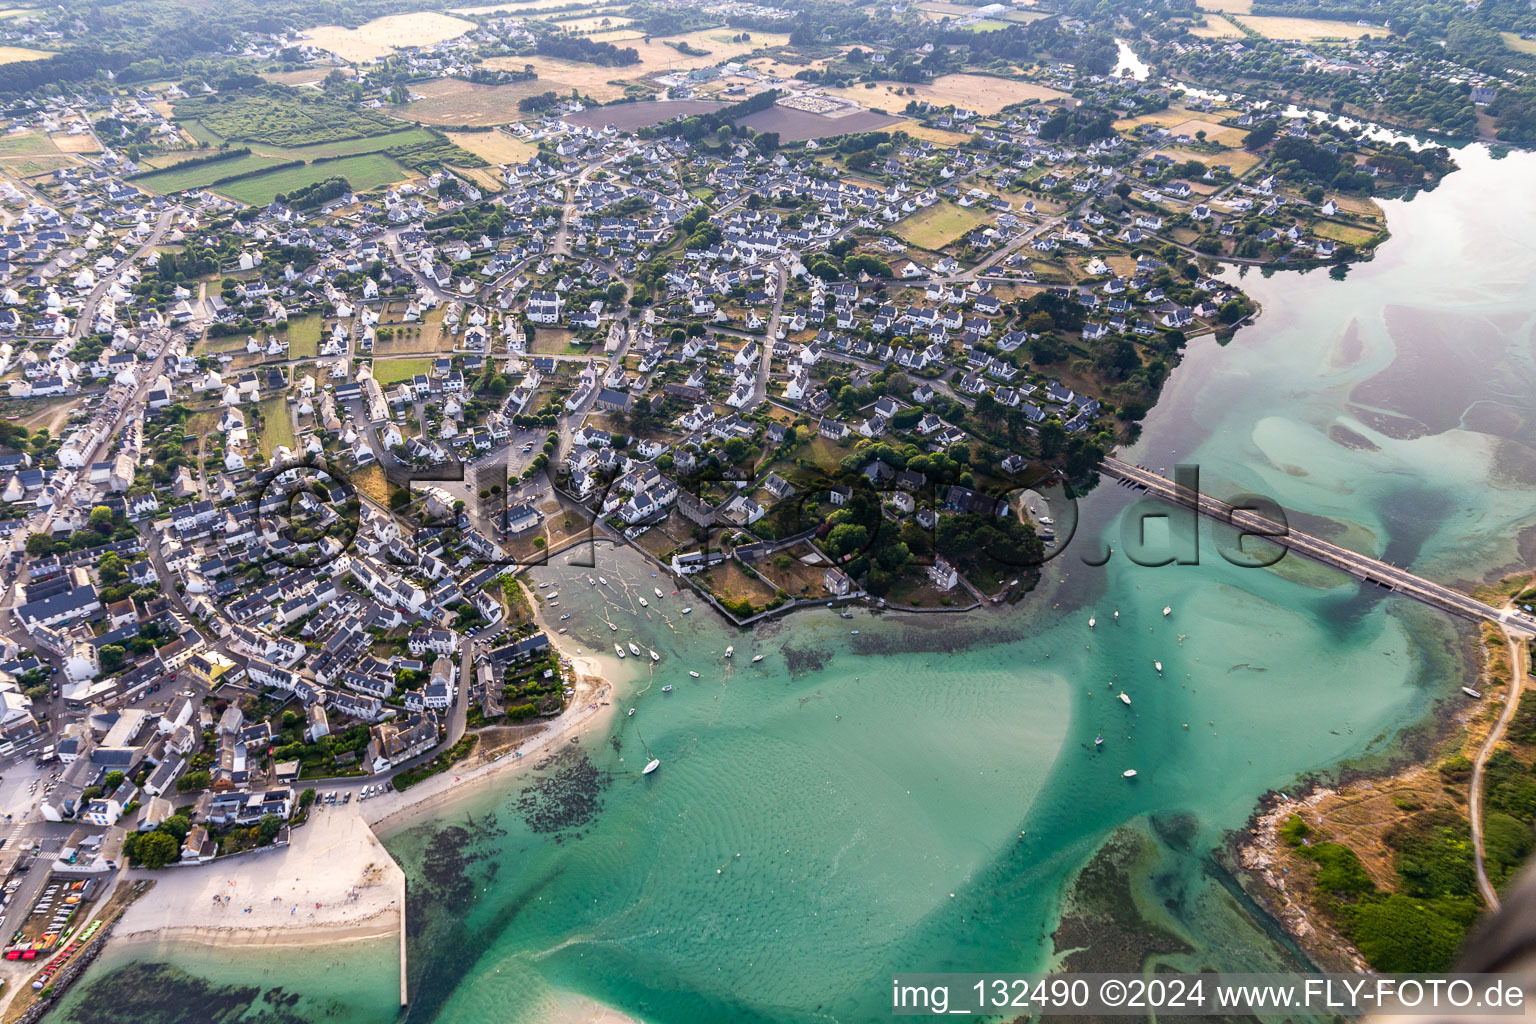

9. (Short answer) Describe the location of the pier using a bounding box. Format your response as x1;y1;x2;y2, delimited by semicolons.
1099;457;1536;636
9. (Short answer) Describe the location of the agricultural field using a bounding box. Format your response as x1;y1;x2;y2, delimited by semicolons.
896;121;972;146
304;12;477;62
285;314;323;360
444;130;540;165
1154;144;1260;175
897;201;992;251
0;45;51;64
260;68;352;88
216;153;409;205
134;152;290;194
260;127;438;161
0;130;58;157
373;357;435;385
1501;32;1536;55
1310;219;1381;245
561;100;729;131
405;78;559;126
1190;14;1244;38
825;74;1067;116
0;131;80;176
1233;15;1383;40
452;0;621;11
256;396;297;457
737;106;903;142
553;14;634;32
1198;0;1252;11
174;92;403;147
50;132;100;153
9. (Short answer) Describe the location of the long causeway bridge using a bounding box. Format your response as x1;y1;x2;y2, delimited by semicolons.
1099;457;1536;637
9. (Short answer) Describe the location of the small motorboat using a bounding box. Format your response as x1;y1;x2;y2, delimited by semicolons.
689;671;700;678
639;597;649;607
629;642;642;657
850;629;859;635
1122;769;1138;778
1119;692;1132;705
724;646;734;658
627;708;635;717
599;577;608;586
654;587;664;599
548;592;558;600
1089;616;1095;629
558;627;567;634
1113;609;1119;621
609;622;618;631
1163;606;1172;616
643;759;660;774
538;582;549;589
1154;661;1162;673
650;649;660;662
588;577;596;585
751;654;764;663
1094;734;1103;746
615;644;626;658
682;607;692;614
560;613;570;620
661;685;672;692
1463;687;1482;699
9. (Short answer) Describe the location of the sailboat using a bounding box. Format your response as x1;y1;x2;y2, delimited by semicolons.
1088;616;1096;629
689;671;700;678
547;592;558;600
751;654;764;663
615;643;625;658
1162;606;1171;616
654;587;664;599
627;708;635;717
643;759;660;774
599;577;608;586
650;649;660;662
724;646;734;658
588;576;596;585
628;642;642;657
1122;769;1138;778
1118;692;1132;705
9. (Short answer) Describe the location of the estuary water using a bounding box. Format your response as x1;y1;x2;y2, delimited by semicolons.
46;144;1536;1024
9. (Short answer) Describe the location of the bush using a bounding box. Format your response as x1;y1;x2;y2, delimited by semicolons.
176;770;212;793
1346;894;1467;972
1302;841;1376;896
1279;813;1311;847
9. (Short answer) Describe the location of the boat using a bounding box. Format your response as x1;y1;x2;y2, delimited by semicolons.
682;607;692;614
627;708;635;717
1154;661;1162;673
662;685;673;692
1119;692;1132;705
1122;769;1138;778
654;587;664;599
629;642;642;657
1463;687;1482;699
1113;609;1119;620
725;646;734;658
840;611;854;619
751;654;764;663
538;582;549;589
588;577;596;585
548;592;558;600
643;759;660;774
609;622;618;631
689;671;700;678
558;627;568;634
1163;606;1172;616
639;597;649;607
1089;616;1096;629
850;629;859;635
615;644;626;658
1094;734;1103;746
549;600;559;607
560;613;570;620
650;649;660;662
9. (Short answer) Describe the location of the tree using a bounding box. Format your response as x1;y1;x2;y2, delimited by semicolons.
257;814;282;842
300;787;317;808
159;814;192;841
176;769;211;793
825;522;870;558
100;645;126;672
89;505;114;532
105;770;125;790
134;830;180;869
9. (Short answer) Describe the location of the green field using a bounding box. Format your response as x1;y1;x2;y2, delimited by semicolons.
285;313;323;359
0;131;58;157
373;357;434;385
174;92;403;148
182;120;224;146
896;201;992;250
262;127;439;161
256;395;296;456
134;152;289;194
217;154;409;205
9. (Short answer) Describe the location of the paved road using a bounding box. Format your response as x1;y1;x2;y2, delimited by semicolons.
1102;457;1536;635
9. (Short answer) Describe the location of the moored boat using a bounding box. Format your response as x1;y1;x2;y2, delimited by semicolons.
689;671;700;678
639;597;649;607
724;646;734;658
751;654;764;663
615;643;625;658
662;685;672;692
682;606;692;614
643;759;660;774
629;642;642;657
1463;687;1482;699
1154;661;1162;673
654;587;664;599
1122;769;1138;778
1119;692;1131;705
650;649;660;662
627;708;635;717
1088;616;1095;629
1163;605;1172;616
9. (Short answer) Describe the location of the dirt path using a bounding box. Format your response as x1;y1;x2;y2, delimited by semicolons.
1471;630;1526;909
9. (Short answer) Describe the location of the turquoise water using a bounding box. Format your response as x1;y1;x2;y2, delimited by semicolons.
48;144;1536;1023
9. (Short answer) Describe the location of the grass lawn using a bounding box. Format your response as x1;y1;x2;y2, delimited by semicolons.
285;313;323;359
373;357;435;385
697;560;779;610
260;127;437;161
135;152;290;194
1502;32;1536;55
1310;219;1381;245
445;130;537;165
0;131;58;157
0;46;53;64
897;201;992;250
256;396;296;457
217;154;409;205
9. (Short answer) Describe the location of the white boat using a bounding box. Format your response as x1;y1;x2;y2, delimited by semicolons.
1094;734;1103;746
627;708;635;717
1463;687;1482;699
689;671;700;678
609;622;618;631
599;577;608;586
724;646;734;658
1122;769;1138;778
547;592;558;600
643;759;660;775
560;613;570;620
558;627;567;634
629;642;642;657
1163;606;1171;616
661;685;672;692
1119;692;1132;705
615;644;626;658
850;629;859;635
538;582;549;589
1154;661;1162;673
1089;617;1095;629
1113;609;1119;620
654;587;664;599
682;607;692;614
639;597;649;607
751;654;764;663
588;577;596;585
650;649;660;662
